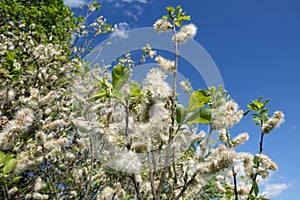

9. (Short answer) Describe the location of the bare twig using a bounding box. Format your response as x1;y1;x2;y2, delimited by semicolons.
131;174;142;200
147;152;157;198
84;137;94;199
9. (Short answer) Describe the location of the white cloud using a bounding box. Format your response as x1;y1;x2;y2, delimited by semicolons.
257;172;292;198
124;11;138;21
121;0;148;3
64;0;87;7
114;2;124;8
262;183;292;198
133;4;143;15
111;22;130;39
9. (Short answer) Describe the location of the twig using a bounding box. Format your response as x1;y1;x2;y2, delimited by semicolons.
131;174;142;200
147;151;157;198
156;20;179;199
84;137;94;199
225;129;239;200
247;131;265;199
174;173;197;200
40;145;59;199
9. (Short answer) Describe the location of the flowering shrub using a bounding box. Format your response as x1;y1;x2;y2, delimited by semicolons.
0;2;284;200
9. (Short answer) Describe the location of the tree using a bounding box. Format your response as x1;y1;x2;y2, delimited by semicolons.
0;0;113;199
72;5;283;200
0;2;283;200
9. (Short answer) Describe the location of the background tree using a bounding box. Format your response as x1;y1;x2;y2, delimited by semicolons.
0;0;114;199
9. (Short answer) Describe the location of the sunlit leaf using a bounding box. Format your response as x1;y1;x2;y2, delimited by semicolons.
112;65;130;91
186;108;212;124
176;104;186;124
187;90;211;112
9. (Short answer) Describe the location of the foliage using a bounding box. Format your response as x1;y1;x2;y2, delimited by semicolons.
0;2;284;200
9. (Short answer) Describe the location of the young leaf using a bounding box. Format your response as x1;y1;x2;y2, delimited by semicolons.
166;6;175;16
3;156;17;174
92;91;107;100
187;90;211;112
0;151;4;164
176;104;186;124
130;81;141;97
5;51;15;61
253;181;259;197
112;90;122;100
112;65;130;91
186;108;212;124
248;194;256;200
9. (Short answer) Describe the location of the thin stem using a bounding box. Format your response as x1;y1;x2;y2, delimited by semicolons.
147;152;157;198
224;129;239;200
1;83;9;117
259;131;264;154
247;131;265;199
40;145;59;199
2;185;8;200
174;173;197;200
156;20;179;199
131;175;142;200
84;137;94;199
125;99;129;137
232;167;239;200
247;119;265;199
201;125;213;157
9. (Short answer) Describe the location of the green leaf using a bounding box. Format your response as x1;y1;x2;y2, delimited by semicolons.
248;194;256;200
5;51;15;61
187;90;211;112
176;104;186;124
253;100;264;109
3;157;17;174
259;108;269;115
178;15;191;21
92;91;107;100
7;176;21;186
112;90;122;100
244;109;251;116
4;153;15;163
186;108;212;124
253;181;259;197
252;117;261;123
111;65;130;91
247;103;258;112
0;152;4;164
174;20;182;27
166;6;175;16
130;81;141;97
263;98;270;106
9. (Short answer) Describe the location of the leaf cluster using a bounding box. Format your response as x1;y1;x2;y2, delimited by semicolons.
0;151;19;186
163;5;191;27
244;96;270;126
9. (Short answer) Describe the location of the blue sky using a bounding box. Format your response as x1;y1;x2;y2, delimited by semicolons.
65;0;300;199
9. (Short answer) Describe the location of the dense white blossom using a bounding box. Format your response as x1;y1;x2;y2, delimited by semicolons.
172;24;197;43
153;19;173;33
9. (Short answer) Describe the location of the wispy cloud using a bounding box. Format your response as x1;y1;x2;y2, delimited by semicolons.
262;183;292;198
124;11;138;21
121;0;148;3
133;4;143;15
257;173;292;198
111;22;130;39
109;0;149;21
64;0;87;7
113;2;124;8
